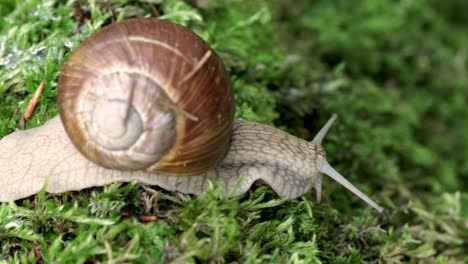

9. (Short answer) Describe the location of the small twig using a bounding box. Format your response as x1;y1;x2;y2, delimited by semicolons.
19;80;45;128
24;80;45;119
166;103;199;122
123;82;135;125
145;102;199;131
10;107;19;120
105;0;115;23
139;215;158;222
7;107;19;128
18;116;25;129
148;2;160;17
178;50;212;86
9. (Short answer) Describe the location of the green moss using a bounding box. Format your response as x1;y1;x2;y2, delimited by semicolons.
0;0;467;263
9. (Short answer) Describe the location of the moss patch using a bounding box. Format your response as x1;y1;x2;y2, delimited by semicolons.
0;0;466;263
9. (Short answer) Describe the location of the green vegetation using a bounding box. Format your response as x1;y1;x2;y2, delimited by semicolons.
0;0;466;262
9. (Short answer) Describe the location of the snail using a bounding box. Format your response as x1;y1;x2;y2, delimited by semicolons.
0;18;383;212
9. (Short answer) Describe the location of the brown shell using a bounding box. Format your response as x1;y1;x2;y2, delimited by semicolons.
58;18;235;175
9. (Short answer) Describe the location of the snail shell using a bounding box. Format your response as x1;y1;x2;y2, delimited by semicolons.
58;18;234;174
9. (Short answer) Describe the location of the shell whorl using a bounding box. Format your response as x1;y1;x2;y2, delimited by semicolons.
58;18;235;175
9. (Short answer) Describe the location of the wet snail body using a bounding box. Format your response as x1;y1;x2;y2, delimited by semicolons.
0;18;383;212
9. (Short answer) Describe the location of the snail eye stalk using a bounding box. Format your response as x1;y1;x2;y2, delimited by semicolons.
312;114;384;213
320;163;384;212
312;113;338;144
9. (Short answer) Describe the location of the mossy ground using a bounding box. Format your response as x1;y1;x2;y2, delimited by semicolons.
0;0;467;263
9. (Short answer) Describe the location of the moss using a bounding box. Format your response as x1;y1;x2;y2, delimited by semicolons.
0;0;467;263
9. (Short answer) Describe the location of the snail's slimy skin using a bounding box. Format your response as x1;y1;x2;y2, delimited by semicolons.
0;116;321;202
0;115;384;213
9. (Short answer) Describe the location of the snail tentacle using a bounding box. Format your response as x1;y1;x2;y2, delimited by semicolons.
315;177;322;202
320;163;384;212
312;113;338;144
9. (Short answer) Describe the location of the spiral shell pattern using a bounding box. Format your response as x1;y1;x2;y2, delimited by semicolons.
58;18;235;174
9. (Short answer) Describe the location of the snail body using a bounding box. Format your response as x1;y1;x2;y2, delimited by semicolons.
0;18;383;212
